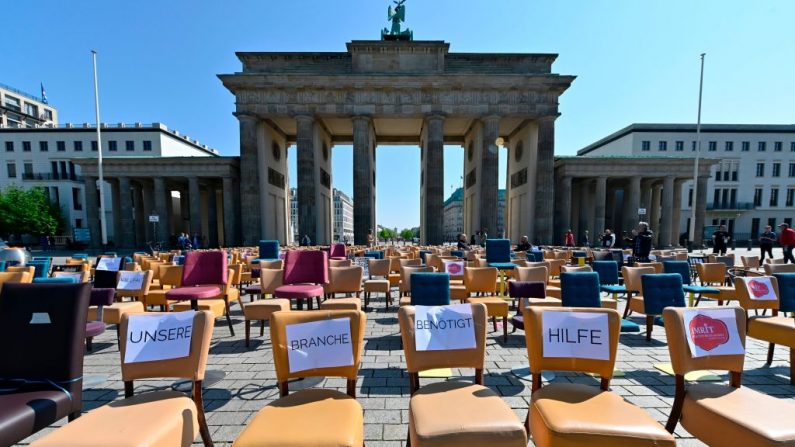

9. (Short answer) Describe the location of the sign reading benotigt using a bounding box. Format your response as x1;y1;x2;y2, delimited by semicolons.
124;311;194;363
414;304;476;351
285;318;354;373
542;311;610;361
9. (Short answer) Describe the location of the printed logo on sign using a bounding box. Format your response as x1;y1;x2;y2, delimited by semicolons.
124;311;194;363
743;277;776;301
444;260;464;276
542;311;610;361
414;304;477;351
285;318;354;373
688;314;729;351
683;309;745;358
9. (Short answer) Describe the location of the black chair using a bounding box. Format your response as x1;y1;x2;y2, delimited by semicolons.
0;283;91;446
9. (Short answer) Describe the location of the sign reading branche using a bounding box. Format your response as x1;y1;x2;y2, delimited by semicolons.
542;311;610;360
414;304;476;351
124;311;194;363
683;308;744;358
285;318;354;373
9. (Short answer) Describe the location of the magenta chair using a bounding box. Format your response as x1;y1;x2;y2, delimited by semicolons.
166;251;230;331
329;243;347;260
274;250;329;310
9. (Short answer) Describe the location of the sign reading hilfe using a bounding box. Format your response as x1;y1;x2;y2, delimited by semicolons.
285;318;354;373
124;311;194;363
414;304;476;351
683;308;744;357
542;311;610;360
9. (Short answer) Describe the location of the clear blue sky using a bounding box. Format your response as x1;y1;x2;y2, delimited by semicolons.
3;1;794;230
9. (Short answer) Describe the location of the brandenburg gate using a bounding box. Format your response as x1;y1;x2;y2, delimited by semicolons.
219;40;575;246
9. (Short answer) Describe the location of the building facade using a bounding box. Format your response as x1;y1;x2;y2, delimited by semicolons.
443;187;505;242
0;83;57;129
578;124;795;243
333;188;354;243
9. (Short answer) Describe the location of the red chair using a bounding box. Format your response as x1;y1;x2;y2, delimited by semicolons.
166;251;229;329
330;243;347;260
274;250;329;310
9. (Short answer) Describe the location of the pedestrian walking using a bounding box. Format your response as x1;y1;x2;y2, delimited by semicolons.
759;225;776;266
779;223;795;264
711;225;730;255
632;222;654;263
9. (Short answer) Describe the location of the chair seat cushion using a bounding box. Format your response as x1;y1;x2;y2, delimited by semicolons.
600;285;626;294
234;389;363;447
409;381;526;447
682;384;795;446
399;296;412;307
748;316;795;347
600;297;618;310
90;301;145;324
85;320;105;338
450;284;468;302
172;299;227;317
388;273;401;286
683;285;720;295
467;297;510;317
243;299;290;320
31;390;198;447
275;284;324;299
0;390;73;447
530;383;675;447
166;286;221;301
144;290;179;307
320;298;361;311
547;286;561;299
363;279;390;293
702;286;735;299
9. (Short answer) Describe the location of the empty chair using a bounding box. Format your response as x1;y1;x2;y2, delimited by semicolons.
696;263;736;304
462;267;511;341
663;306;795;445
166;251;229;312
329;243;347;260
524;306;675;447
322;266;364;310
398;265;432;298
621;266;656;319
560;271;617;309
773;272;795;316
242;269;290;347
508;281;547;333
663;260;719;307
399;272;450;307
144;264;183;310
636;261;663;274
741;255;760;269
764;263;795;275
398;303;527;447
632;273;686;341
234;310;366;447
592;260;625;295
363;258;392;309
273;250;328;310
85;288;115;352
257;240;280;261
33;311;216;447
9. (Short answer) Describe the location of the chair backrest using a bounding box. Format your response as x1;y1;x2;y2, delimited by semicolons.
766;258;785;265
514;266;549;283
259;259;283;270
283;250;328;285
662;261;692;285
27;259;51;278
368;258;391;278
547;259;567;277
258;240;280;260
399;258;421;268
636;262;663;274
53;271;89;283
772;273;795;313
526;251;544;262
662;306;746;377
117;270;155;298
329;259;352;268
120;310;215;382
7;266;35;277
259;268;284;294
93;269;121;289
741;256;760;269
327;266;364;293
560;265;592;273
485;239;511;263
33;276;77;284
329;243;346;258
508;281;546;299
715;255;735;268
463;267;498;294
560;272;601;308
410;272;451;305
733;276;780;311
398;303;487;373
642;274;686;314
696;263;727;284
270;309;366;396
524;307;620;388
158;265;183;288
0;271;33;291
592;261;619;285
764;263;795;275
622;266;655;294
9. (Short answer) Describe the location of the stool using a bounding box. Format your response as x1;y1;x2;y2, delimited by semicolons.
363;279;391;309
319;298;361;311
243;299;290;347
467;297;510;342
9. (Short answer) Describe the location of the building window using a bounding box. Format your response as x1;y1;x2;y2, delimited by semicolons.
56;141;65;151
751;218;760;238
44;110;53;121
773;163;781;177
23;163;33;176
730;188;737;208
754;188;763;207
786;188;795;207
758;141;767;152
789;163;795;177
688;188;693;207
5;142;13;152
732;169;738;181
756;163;765;177
692;141;697;151
712;189;720;208
714;169;721;181
75;218;82;228
143;140;152;151
658;141;667;151
74;141;83;152
725;141;733;151
786;217;793;227
641;141;650;151
39;141;48;152
791;142;795;152
774;141;782;152
770;188;779;207
708;141;717;151
125;140;134;151
108;141;117;151
72;187;82;211
768;218;777;229
6;163;16;178
22;141;31;152
741;141;750;151
24;103;38;117
675;141;684;151
91;141;98;151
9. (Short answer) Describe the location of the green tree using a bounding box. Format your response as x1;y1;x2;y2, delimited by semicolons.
378;228;396;242
0;186;64;238
400;229;414;240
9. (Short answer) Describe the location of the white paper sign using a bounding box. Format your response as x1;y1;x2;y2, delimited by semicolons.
54;272;84;282
96;257;122;272
414;304;477;351
683;308;745;357
30;312;51;325
124;311;194;363
285;318;354;373
443;260;465;276
742;277;777;301
117;271;146;291
542;311;610;360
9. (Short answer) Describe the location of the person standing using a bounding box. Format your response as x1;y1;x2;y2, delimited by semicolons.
564;230;575;247
779;223;795;264
711;225;730;255
300;234;311;247
516;235;531;252
632;222;654;263
759;225;776;266
479;228;488;247
601;229;616;248
367;229;374;248
457;233;470;250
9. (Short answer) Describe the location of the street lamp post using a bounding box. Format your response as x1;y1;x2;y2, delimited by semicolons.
688;53;706;251
91;50;108;249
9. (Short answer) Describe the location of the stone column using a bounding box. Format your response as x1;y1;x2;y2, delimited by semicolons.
594;176;607;240
188;177;202;238
238;114;262;245
578;179;591;244
222;177;239;247
142;182;154;242
671;180;684;246
659;176;675;247
650;183;662;243
422;115;444;244
558;176;573;244
207;182;219;248
534;117;555;244
153;177;171;243
133;183;145;247
479;115;500;236
352;115;375;245
296;115;318;243
84;176;101;248
117;177;135;248
624;176;641;235
111;180;121;247
694;175;709;246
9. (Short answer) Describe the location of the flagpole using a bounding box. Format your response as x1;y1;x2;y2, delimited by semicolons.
91;50;108;247
688;53;706;249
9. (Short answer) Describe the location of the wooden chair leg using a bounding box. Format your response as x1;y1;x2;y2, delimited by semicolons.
245;320;250;347
86;337;93;352
68;411;81;422
622;301;631;319
223;299;235;336
492;316;497;332
193;380;214;447
502;316;508;342
790;348;794;385
767;343;776;364
646;315;654;341
260;319;265;336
